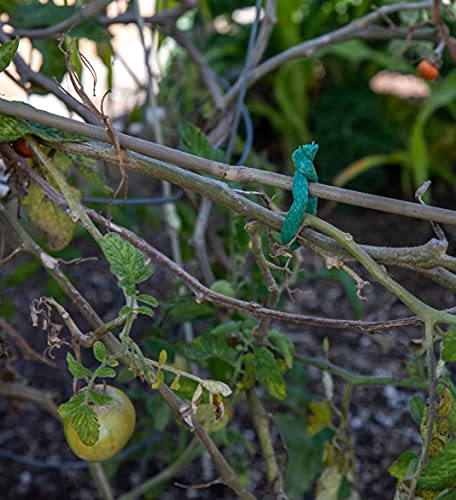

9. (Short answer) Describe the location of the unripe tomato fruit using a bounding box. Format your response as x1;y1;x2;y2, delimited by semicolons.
63;385;136;462
417;60;439;81
12;138;35;157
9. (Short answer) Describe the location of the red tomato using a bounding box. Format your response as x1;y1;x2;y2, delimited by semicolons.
12;138;34;157
417;60;439;81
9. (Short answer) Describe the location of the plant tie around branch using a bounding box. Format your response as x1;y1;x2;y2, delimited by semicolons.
280;143;319;249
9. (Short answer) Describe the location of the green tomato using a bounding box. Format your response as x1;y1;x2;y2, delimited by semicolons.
63;385;136;462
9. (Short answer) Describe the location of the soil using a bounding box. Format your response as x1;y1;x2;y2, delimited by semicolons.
1;188;455;500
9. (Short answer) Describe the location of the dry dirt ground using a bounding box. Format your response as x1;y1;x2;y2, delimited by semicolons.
1;197;456;499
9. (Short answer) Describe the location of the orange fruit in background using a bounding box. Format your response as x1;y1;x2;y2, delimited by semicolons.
12;138;34;157
417;60;439;81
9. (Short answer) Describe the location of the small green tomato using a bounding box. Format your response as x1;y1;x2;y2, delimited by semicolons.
63;385;136;462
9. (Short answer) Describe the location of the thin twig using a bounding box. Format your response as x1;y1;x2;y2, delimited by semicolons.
0;318;56;368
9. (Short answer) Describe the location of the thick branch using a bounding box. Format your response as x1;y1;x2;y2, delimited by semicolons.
1;99;456;225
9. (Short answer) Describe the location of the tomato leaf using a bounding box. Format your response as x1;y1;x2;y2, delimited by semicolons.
307;401;332;436
136;305;155;318
22;183;78;251
93;341;107;363
151;370;164;389
201;379;232;398
87;390;113;406
0;37;19;73
136;294;158;307
95;366;117;378
253;346;287;400
210;280;235;298
179;120;226;162
418;440;456;491
158;349;167;366
410;396;425;423
99;233;153;290
267;330;295;369
66;353;93;379
58;393;87;418
58;393;100;446
388;451;419;483
442;325;456;362
70;403;100;446
0;106;84;142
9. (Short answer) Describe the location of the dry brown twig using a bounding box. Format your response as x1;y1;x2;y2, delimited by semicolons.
57;37;128;200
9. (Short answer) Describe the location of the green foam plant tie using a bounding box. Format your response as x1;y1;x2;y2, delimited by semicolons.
280;143;319;250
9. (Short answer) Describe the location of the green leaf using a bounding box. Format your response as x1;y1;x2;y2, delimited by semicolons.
210;280;235;298
137;294;159;307
0;106;84;142
70;403;99;446
107;359;119;367
0;37;19;73
418;440;456;491
166;300;213;322
136;305;155;318
95;366;117;378
87;390;113;406
276;414;330;497
388;451;419;483
59;393;99;446
58;393;87;419
184;331;237;366
410;396;425;423
267;330;294;369
118;305;132;316
442;325;456;362
66;353;93;379
253;346;287;400
93;341;107;363
99;233;153;290
179;121;226;162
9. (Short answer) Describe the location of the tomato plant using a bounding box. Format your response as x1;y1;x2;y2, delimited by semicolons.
63;385;136;462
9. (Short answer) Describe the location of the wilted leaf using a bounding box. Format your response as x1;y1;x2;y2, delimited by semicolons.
151;370;164;389
308;401;332;436
22;183;78;251
201;379;232;397
316;465;343;500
